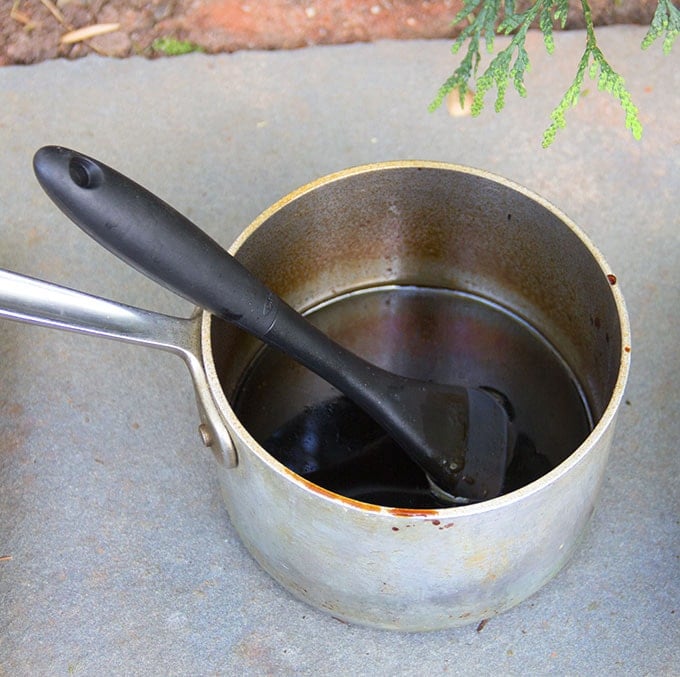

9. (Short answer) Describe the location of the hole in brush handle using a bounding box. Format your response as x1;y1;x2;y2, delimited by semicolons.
68;156;104;189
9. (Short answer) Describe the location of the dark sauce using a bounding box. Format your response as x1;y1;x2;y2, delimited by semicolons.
233;286;592;508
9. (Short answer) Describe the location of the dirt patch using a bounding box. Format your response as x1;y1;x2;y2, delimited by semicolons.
2;0;657;66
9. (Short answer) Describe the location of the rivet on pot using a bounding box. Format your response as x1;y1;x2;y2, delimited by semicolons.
198;422;213;447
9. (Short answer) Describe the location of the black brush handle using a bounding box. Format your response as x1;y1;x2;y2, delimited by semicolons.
33;146;280;338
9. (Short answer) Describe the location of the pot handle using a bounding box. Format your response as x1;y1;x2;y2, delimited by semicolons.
0;268;237;467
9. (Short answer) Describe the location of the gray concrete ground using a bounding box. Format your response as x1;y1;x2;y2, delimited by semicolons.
1;26;678;674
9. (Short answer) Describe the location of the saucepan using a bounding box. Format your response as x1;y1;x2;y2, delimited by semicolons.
0;152;630;630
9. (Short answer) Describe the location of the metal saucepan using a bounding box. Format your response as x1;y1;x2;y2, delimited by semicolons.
0;159;630;630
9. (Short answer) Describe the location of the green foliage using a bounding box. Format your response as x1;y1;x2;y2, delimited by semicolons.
542;0;642;147
430;0;676;147
642;0;680;54
152;37;204;56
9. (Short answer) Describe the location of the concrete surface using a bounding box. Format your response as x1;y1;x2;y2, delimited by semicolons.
0;26;678;674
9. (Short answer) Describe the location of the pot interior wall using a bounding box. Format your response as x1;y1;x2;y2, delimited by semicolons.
210;164;622;465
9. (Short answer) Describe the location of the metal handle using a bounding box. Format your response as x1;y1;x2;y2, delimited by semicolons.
0;268;194;354
0;268;237;467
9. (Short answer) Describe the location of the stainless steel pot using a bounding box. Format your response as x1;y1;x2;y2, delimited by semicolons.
0;161;630;630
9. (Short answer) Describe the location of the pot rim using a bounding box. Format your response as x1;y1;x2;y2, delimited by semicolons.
201;160;631;518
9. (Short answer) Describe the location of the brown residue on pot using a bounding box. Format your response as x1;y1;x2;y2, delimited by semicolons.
624;345;631;353
607;274;617;285
284;466;382;512
386;507;439;518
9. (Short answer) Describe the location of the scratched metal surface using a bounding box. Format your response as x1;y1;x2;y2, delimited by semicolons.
1;27;678;674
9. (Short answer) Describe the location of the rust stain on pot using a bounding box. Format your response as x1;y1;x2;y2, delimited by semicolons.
386;507;439;518
279;455;447;516
607;274;617;285
282;466;381;512
624;345;631;353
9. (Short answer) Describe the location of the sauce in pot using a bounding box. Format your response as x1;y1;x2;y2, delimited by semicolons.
234;286;592;508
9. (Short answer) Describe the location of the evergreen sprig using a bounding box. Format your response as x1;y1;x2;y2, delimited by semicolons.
430;0;677;147
642;0;680;54
428;0;502;113
542;0;642;146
